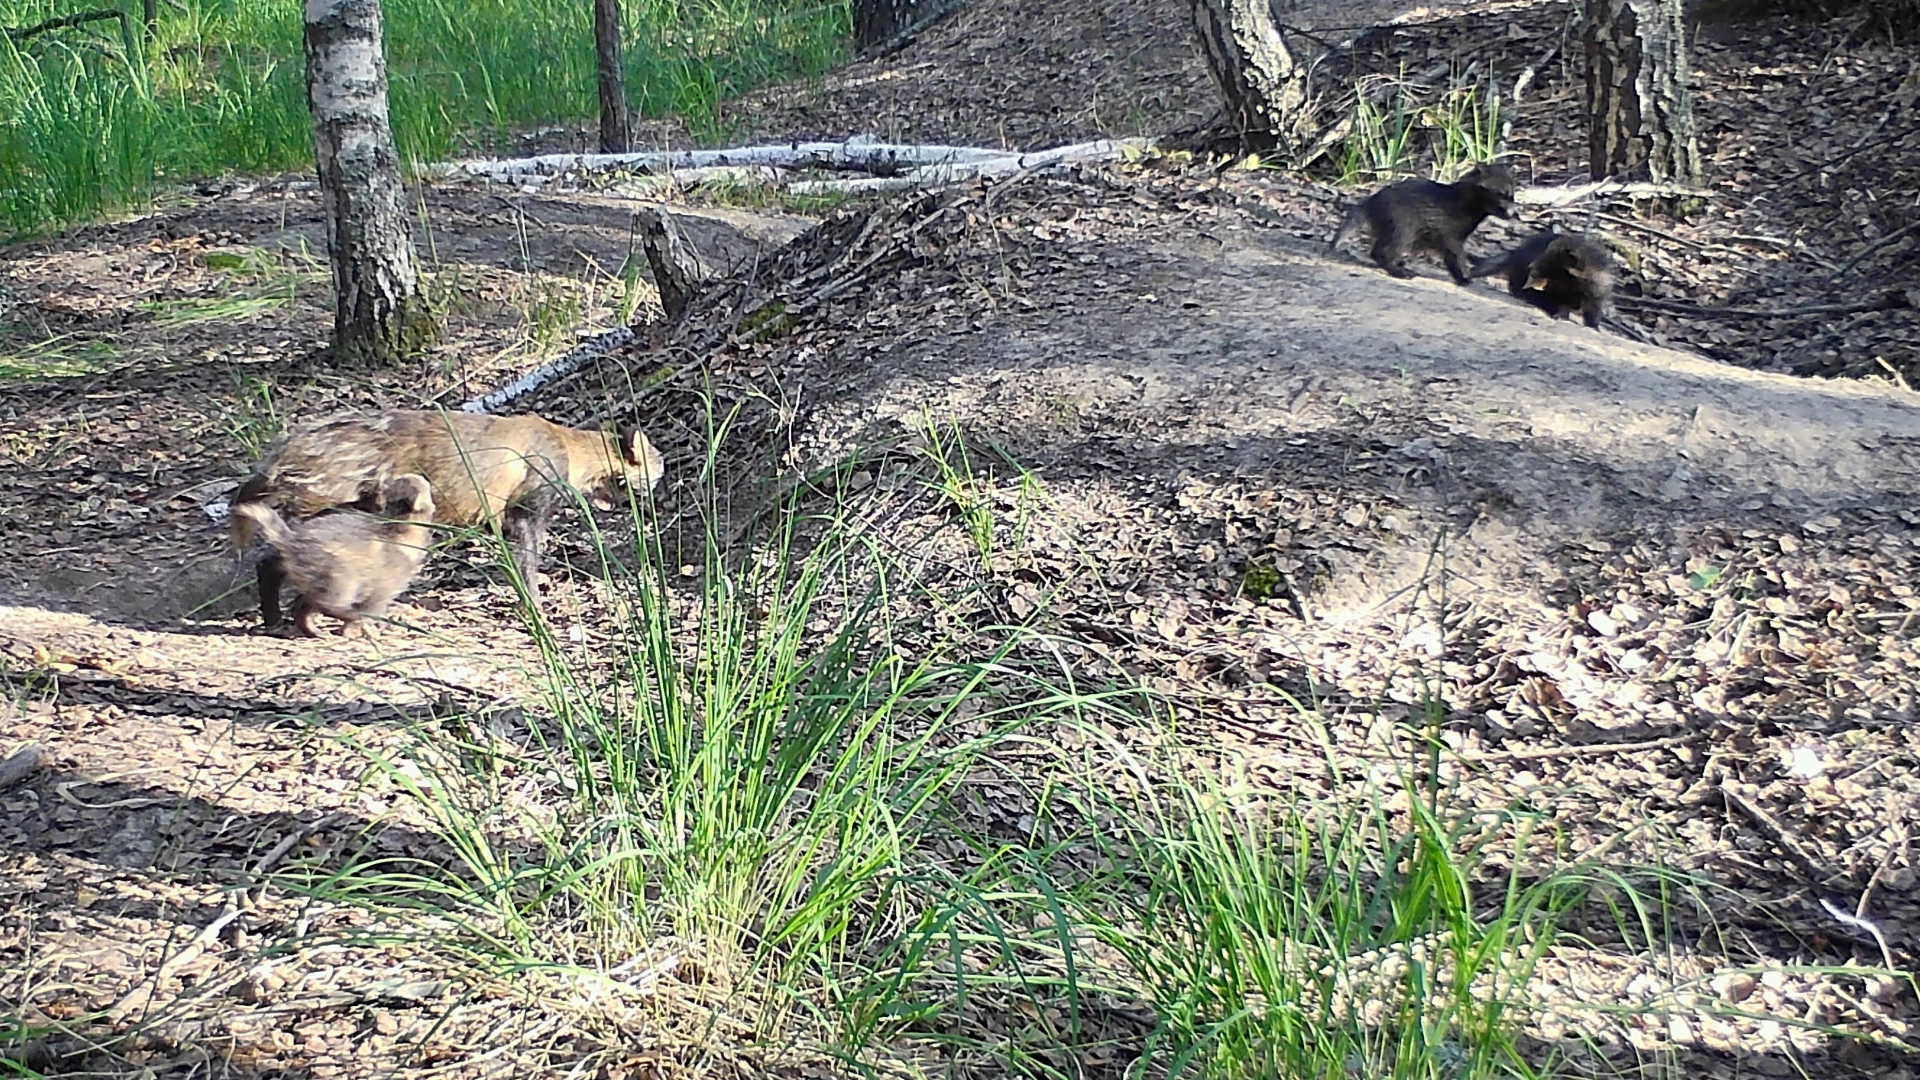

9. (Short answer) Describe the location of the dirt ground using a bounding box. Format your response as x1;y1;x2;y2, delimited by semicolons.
3;0;1919;1076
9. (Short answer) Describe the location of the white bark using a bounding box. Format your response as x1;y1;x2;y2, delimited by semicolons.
786;137;1151;194
459;325;641;414
1515;178;1711;206
424;139;1019;182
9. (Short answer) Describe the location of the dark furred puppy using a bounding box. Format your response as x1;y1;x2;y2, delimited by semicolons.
231;474;437;638
1469;230;1617;328
230;410;667;628
1330;164;1518;283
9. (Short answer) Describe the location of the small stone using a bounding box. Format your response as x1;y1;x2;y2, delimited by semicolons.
1712;972;1757;1002
1868;976;1901;1005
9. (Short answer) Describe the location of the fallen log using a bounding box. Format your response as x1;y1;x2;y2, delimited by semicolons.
608;164;787;198
786;137;1153;194
426;138;1015;183
1515;177;1713;206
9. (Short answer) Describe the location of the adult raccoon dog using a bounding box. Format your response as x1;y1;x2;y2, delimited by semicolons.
230;474;436;638
1330;164;1518;283
230;410;666;627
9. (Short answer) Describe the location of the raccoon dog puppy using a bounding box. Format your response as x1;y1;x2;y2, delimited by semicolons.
1330;164;1518;283
230;474;436;638
1469;230;1617;329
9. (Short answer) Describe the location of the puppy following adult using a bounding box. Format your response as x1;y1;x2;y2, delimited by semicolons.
1469;230;1618;329
231;474;437;638
229;410;666;630
1330;164;1517;283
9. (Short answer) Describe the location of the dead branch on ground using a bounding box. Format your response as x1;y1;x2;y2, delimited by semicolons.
1617;290;1913;321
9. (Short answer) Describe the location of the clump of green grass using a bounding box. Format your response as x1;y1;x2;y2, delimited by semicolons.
0;0;852;237
1338;74;1419;184
1077;773;1587;1078
0;330;118;380
1427;82;1505;181
1337;73;1506;186
301;418;1114;1067
223;373;281;458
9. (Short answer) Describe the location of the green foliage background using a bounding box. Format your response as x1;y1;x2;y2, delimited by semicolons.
0;0;849;236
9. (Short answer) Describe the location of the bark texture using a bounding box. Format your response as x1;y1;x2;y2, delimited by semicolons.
1582;0;1703;183
1188;0;1311;155
594;0;629;153
852;0;925;50
304;0;430;366
637;208;703;323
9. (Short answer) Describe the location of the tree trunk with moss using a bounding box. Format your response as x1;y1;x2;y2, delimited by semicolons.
1582;0;1703;183
304;0;432;365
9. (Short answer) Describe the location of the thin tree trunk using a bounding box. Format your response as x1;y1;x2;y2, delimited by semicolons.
852;0;923;51
594;0;629;154
304;0;430;366
143;0;157;41
1188;0;1311;155
1583;0;1702;184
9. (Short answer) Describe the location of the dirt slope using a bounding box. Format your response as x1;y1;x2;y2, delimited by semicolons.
522;170;1920;1069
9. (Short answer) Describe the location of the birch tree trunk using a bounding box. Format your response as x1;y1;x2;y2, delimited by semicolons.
1582;0;1703;183
1188;0;1312;155
594;0;629;153
304;0;431;366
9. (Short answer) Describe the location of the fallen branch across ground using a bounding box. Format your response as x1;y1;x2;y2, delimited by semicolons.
425;136;1155;198
608;164;790;197
103;813;337;1025
4;8;128;42
1617;289;1914;320
1515;177;1713;206
786;138;1152;195
6;814;341;1073
1833;219;1920;278
424;138;1017;183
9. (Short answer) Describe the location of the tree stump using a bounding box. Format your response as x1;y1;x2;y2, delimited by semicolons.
637;207;705;323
